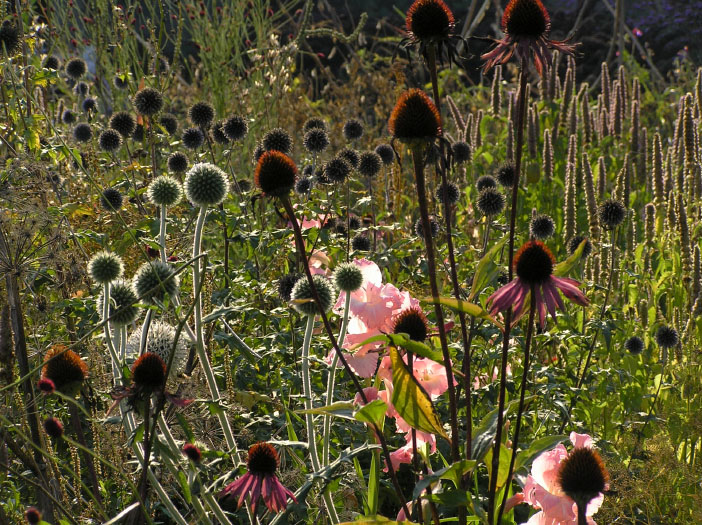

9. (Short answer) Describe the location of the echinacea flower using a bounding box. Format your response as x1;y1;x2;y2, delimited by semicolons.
41;345;88;396
401;0;465;67
219;442;297;514
487;241;588;328
481;0;575;74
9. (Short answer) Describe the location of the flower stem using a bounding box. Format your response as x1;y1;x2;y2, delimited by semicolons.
159;203;167;263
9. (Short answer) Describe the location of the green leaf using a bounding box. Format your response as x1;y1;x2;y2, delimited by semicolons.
297;401;356;420
424;296;503;330
176;413;195;444
471;397;531;461
102;503;141;525
412;460;477;499
354;400;387;427
555;238;588;276
386;333;443;363
177;470;192;504
514;435;568;473
469;236;508;301
390;347;448;439
484;444;511;489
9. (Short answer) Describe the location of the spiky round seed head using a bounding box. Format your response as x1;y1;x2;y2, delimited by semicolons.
254;151;297;197
295;177;313;195
598;199;626;229
452;141;471;163
109;111;136;137
359;151;382;178
529;213;555;240
348;216;361;230
625;336;644;355
167;152;188;173
406;0;455;40
43;417;63;439
477;187;506;216
375;144;395;165
188;101;215;128
223;115;248;141
159;113;178;135
247;442;279;475
324;157;352;183
131;352;166;391
148;175;183;207
184;162;229;206
352;233;372;251
476;175;497;192
134;260;179;303
62;109;76;124
211;120;230;144
252;143;265;163
0;21;20;54
25;507;42;524
263;128;292;154
503;0;550;38
183;443;202;462
393;307;430;342
73;123;92;142
278;273;301;302
74;81;89;96
496;164;516;187
414;216;440;239
339;148;360;169
655;325;679;349
126;321;189;376
82;97;97;112
388;89;441;143
44;55;60;70
100;188;123;212
291;274;336;316
65;57;87;79
182;127;204;149
303;117;326;133
303;128;329;153
557;447;608;508
343;119;364;141
98;129;122;152
133;87;164;116
38;378;55;394
88;251;123;284
315;166;330;185
98;280;139;326
42;345;88;393
334;219;347;236
334;262;364;292
113;75;129;90
568;236;592;258
436;181;460;205
514;240;554;285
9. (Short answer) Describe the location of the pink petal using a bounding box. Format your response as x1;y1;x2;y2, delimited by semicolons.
569;432;594;449
552;276;589;306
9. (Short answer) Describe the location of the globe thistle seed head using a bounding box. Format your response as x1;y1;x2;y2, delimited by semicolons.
109;111;136;138
655;325;679;349
81;96;97;113
183;443;202;463
324;157;352;183
568;236;592;258
529;213;555;240
339;148;360;170
389;89;441;144
503;0;550;39
514;240;555;285
476;175;497;192
477;187;506;216
88;251;124;284
148;175;183;207
100;188;123;212
406;0;455;41
303;128;330;153
41;345;88;394
254;151;297;197
348;216;361;230
352;233;372;252
43;55;60;70
188;101;215;128
134;260;179;303
343;118;364;141
0;21;20;54
185;162;229;206
159;113;178;135
263;128;292;154
598;199;626;229
131;352;166;392
278;273;301;302
65;57;87;80
98;129;122;152
133;87;164;116
182;127;205;150
38;378;55;394
167;152;188;173
557;447;608;509
126;321;189;377
303;117;326;133
414;216;440;239
252;143;265;163
436;181;460;205
98;280;139;326
43;417;64;440
295;177;313;195
291;274;337;316
334;262;364;292
496;164;516;187
223;115;248;141
25;507;42;524
625;336;644;355
211;120;230;144
452;141;471;164
74;81;89;97
334;219;347;236
247;442;279;476
73;123;92;142
315;166;330;185
393;306;430;342
375;144;395;165
62;109;76;125
113;75;129;90
358;151;382;178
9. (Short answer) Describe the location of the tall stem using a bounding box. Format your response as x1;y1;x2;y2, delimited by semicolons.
159;203;167;263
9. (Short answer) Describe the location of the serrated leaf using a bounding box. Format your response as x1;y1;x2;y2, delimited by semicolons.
424;296;503;330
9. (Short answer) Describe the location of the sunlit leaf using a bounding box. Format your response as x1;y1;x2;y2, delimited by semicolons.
555;238;588;276
354;399;387;427
469;236;508;300
424;296;503;330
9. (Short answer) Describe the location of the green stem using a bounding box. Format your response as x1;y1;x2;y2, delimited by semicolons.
102;283;121;369
159;203;167;263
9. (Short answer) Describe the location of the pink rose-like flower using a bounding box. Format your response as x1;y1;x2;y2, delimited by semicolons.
385;429;436;472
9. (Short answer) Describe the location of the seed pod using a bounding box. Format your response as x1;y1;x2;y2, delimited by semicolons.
564;161;577;244
597;156;607;199
560;64;574;123
0;304;12;384
695;68;702;119
446;95;465;135
542;129;553;182
599;105;609;139
582;154;600;241
547;51;561;101
693;245;701;302
677;194;692;287
527;106;537;157
463;113;474;146
683;94;697;166
601;62;611;110
644;202;655;273
472;109;483;149
567;134;577;169
666;190;676;233
673;99;685;171
490;65;502;116
630;100;640;158
582;84;591;143
638;127;648;184
610;82;622;137
618;65;629;110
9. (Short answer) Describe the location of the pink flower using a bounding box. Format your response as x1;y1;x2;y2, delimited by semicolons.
353;387;379;406
308;249;330;276
385;429;437;472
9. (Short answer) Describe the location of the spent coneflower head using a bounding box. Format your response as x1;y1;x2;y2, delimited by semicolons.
481;0;575;74
393;307;430;342
389;89;441;146
41;345;88;395
131;352;166;392
182;443;202;463
406;0;454;42
255;151;297;197
43;417;64;439
219;442;297;514
25;507;42;524
488;240;589;327
557;447;609;513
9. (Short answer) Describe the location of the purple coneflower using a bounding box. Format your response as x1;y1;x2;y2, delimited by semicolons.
488;240;588;327
219;442;297;514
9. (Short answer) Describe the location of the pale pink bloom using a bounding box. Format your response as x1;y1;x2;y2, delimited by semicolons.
353;387;379;406
378;354;454;399
308;249;330;276
473;364;512;389
384;429;436;472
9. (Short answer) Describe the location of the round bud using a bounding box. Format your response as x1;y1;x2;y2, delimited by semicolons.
133;87;164;116
477;187;506;216
182;127;204;149
303;117;326;133
98;280;139;326
393;307;429;342
278;273;301;302
263;128;292;154
43;417;64;439
82;97;97;113
43;55;60;70
25;507;43;525
148;175;183;207
252;143;265;163
303;128;329;153
211;120;230;144
624;336;644;355
339;148;360;169
159;113;178;135
452;141;471;164
529;213;555;240
436;181;460;205
343;118;364;141
223;115;248;141
295;177;313;195
598;199;626;229
109;111;136;138
388;89;441;144
568;236;592;258
100;188;123;212
185;162;229;206
73;81;89;97
73;123;92;142
167;152;188;173
406;0;455;40
655;325;678;349
65;57;87;80
188;101;215;128
133;260;179;303
334;262;364;292
183;443;202;463
126;321;189;377
348;216;361;230
414;216;440;239
254;151;297;197
131;352;166;392
62;109;76;124
113;75;129;90
324;157;351;183
98;129;122;152
375;144;395;165
496;164;516;187
352;233;372;252
291;275;337;316
358;151;382;178
88;251;124;284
